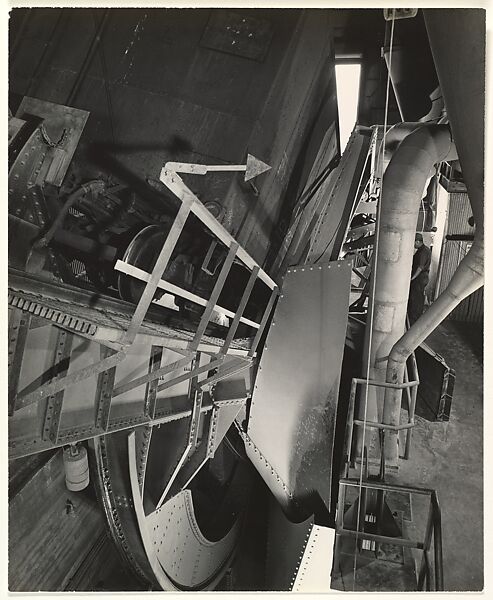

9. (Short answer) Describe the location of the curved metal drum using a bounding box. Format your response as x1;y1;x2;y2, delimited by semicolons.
92;415;251;590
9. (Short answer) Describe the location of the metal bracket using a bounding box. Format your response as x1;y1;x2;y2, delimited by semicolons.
112;354;194;398
199;356;252;389
135;425;153;494
42;329;73;443
201;239;219;275
144;346;163;419
155;356;203;508
188;387;204;450
206;407;220;459
8;309;31;415
94;347;117;432
383;8;418;20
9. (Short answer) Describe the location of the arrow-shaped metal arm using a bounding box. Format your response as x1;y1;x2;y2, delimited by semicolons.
164;162;246;176
164;153;271;182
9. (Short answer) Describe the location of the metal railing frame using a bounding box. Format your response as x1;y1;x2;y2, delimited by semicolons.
342;364;419;478
10;161;279;454
335;478;444;591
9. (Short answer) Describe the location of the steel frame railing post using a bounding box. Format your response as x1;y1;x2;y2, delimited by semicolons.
431;491;444;590
337;478;443;592
10;157;279;458
121;199;193;346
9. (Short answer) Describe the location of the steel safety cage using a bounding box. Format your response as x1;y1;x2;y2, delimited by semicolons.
334;478;444;591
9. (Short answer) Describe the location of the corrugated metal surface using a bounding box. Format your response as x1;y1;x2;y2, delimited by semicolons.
452;285;483;322
436;192;482;322
446;192;475;235
9;449;105;591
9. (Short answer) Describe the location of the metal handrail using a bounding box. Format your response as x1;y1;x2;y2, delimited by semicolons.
10;159;279;459
403;349;419;459
342;375;419;476
351;376;419;389
431;491;444;590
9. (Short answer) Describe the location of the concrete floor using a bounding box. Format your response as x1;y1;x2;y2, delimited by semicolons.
397;320;483;591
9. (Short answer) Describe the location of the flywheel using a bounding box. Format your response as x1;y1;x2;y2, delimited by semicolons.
92;417;251;590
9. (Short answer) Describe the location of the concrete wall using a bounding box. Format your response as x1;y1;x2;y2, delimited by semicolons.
10;8;337;270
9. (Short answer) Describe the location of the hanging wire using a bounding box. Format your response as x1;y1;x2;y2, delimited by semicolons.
351;9;396;590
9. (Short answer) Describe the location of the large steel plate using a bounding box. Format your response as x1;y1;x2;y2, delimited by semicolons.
247;259;351;520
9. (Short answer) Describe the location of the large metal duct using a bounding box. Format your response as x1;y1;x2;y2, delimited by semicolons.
381;9;485;463
423;9;485;235
360;124;457;464
381;122;426;172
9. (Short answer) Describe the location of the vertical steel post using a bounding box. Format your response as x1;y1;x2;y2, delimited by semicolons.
8;309;31;415
247;286;279;358
219;265;259;355
188;242;238;351
144;346;163;419
122;198;193;345
42;329;73;442
431;492;444;590
94;346;117;432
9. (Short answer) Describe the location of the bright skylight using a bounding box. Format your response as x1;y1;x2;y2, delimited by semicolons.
335;63;361;154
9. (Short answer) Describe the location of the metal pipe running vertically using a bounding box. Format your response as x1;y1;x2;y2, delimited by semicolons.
382;9;485;463
361;124;457;466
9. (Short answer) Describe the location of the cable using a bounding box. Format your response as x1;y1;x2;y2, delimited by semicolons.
223;433;248;463
295;154;341;219
352;9;396;590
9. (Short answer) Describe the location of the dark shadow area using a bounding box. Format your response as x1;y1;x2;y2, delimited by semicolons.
264;94;338;274
448;320;483;363
83;141;182;216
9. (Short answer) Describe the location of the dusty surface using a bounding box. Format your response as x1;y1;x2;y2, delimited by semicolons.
397;321;483;591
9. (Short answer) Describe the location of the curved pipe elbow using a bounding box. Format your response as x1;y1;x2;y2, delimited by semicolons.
383;122;457;173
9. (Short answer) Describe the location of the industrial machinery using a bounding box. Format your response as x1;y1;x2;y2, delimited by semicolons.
8;7;484;592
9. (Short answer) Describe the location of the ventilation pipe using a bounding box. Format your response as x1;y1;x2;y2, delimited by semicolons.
379;9;485;463
360;124;457;465
381;122;424;172
383;232;483;446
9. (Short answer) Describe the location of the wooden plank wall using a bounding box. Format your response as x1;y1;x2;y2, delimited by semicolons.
9;449;105;591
